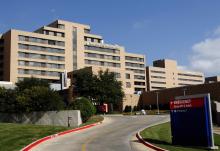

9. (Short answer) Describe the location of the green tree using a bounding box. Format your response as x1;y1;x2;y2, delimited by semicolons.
74;69;124;106
74;68;97;99
95;70;124;105
16;77;50;91
68;97;96;122
16;86;64;112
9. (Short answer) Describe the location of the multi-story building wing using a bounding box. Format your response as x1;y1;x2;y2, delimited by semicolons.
146;59;204;91
0;20;146;94
125;53;146;92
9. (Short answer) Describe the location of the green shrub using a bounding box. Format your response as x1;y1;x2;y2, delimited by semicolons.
124;105;132;112
69;97;96;122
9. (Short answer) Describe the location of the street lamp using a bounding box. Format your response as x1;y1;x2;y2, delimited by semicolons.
156;91;160;115
130;95;133;115
183;88;187;96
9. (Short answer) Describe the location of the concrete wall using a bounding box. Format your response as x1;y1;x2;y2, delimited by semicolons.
140;82;220;108
122;94;140;110
0;110;82;127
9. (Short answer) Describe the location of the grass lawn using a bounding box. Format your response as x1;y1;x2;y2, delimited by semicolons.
0;115;103;151
140;122;220;151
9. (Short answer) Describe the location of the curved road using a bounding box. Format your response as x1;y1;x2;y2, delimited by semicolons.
32;115;169;151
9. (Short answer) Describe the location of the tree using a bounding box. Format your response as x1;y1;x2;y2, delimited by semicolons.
16;86;64;112
95;70;124;105
68;97;96;122
74;69;124;107
16;77;50;91
74;68;97;99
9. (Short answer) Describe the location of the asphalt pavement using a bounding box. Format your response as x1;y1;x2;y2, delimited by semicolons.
32;115;170;151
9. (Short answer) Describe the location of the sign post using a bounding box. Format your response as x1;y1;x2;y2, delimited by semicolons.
170;93;218;149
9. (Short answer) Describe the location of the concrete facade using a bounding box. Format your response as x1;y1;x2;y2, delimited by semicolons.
0;20;146;94
0;110;82;127
140;82;220;107
146;59;204;91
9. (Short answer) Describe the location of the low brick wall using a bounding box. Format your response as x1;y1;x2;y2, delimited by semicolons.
0;110;82;127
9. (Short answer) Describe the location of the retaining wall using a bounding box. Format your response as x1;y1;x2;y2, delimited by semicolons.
0;110;82;127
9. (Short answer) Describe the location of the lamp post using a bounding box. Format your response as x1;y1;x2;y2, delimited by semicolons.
183;88;187;96
156;91;160;115
130;95;133;115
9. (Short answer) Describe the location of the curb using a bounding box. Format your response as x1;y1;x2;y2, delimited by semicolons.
136;132;168;151
21;122;102;151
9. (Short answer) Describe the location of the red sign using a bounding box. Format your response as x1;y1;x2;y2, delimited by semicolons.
170;98;204;110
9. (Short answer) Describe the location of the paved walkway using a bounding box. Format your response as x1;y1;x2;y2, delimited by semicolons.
214;127;220;135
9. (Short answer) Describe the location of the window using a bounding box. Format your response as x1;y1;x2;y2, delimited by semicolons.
84;29;90;33
18;44;65;54
126;73;130;79
18;35;65;47
126;82;131;88
84;45;120;54
125;56;144;62
134;75;145;80
57;24;65;29
125;62;144;68
134;82;145;86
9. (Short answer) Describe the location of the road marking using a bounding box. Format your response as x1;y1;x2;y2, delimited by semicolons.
81;136;96;151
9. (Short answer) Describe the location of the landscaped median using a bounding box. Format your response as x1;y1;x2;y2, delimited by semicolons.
0;115;103;151
139;122;220;151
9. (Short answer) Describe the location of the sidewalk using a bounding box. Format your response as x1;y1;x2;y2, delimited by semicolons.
214;127;220;135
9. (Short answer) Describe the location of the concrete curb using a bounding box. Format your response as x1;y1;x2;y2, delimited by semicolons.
21;122;102;151
136;132;168;151
135;118;170;151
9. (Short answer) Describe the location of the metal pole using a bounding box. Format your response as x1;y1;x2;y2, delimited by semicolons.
130;96;132;115
183;88;187;96
156;92;160;115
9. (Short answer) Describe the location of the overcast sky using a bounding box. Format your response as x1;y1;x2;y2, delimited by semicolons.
0;0;220;76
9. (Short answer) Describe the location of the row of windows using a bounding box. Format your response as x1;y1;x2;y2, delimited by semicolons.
151;81;166;84
18;69;60;77
84;45;120;54
84;37;102;43
19;44;65;54
112;72;121;78
126;68;145;74
178;83;192;86
151;86;166;90
43;30;65;37
134;81;145;86
125;56;144;62
57;24;65;29
178;78;203;82
178;73;203;78
151;70;166;74
134;75;145;80
151;75;166;79
84;52;120;61
85;59;120;68
125;62;144;68
18;61;65;69
18;35;65;47
18;52;65;61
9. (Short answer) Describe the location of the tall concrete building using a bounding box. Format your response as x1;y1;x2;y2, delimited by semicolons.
146;59;204;91
0;20;146;94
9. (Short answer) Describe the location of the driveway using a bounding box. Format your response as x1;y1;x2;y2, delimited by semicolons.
32;115;170;151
